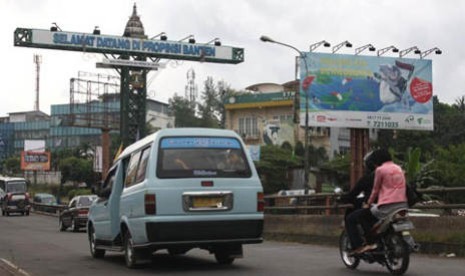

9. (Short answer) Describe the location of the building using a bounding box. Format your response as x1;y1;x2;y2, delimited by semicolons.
225;81;330;152
225;81;377;159
0;98;174;163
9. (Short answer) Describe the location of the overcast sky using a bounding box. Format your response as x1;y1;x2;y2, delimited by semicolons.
1;0;461;117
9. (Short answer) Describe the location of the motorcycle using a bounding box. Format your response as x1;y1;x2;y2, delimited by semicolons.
339;207;419;275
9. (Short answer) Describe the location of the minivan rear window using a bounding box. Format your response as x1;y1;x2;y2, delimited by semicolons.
157;137;252;178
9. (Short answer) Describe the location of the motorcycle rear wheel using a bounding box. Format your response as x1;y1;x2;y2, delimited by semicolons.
384;233;410;275
339;230;360;270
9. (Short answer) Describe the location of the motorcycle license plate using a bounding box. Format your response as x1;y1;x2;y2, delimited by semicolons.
392;220;414;232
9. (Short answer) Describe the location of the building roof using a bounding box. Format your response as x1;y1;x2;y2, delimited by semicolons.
8;110;50;117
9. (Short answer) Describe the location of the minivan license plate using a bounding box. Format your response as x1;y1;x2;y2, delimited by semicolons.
192;197;222;208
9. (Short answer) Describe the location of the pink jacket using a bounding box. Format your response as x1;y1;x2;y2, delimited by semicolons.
368;161;407;206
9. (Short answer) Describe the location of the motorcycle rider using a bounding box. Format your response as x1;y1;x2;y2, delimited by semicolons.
349;148;408;255
341;151;376;212
344;151;379;255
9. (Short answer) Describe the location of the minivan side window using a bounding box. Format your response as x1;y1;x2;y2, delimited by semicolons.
135;147;151;184
100;167;116;199
125;151;142;188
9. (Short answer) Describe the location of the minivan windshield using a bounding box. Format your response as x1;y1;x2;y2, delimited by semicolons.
157;137;252;178
6;181;27;193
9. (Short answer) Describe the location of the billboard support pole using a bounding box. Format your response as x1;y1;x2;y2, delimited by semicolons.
350;128;369;189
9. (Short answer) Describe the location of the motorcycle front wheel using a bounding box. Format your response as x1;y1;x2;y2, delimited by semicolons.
339;230;360;270
384;233;410;275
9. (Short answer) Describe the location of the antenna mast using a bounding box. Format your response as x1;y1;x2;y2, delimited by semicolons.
33;54;42;111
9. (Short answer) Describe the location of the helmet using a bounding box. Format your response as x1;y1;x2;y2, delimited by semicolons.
370;148;392;166
363;151;376;172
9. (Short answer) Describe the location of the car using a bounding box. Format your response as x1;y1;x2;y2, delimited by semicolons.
59;195;97;232
0;176;31;216
88;128;264;268
32;193;57;213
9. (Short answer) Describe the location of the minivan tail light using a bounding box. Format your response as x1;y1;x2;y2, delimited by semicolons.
145;194;156;215
257;192;265;212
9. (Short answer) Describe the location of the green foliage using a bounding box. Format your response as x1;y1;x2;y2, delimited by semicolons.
67;188;93;200
198;77;221;128
431;145;465;203
320;153;350;189
59;157;97;186
400;147;437;189
294;141;304;157
255;145;301;194
281;141;293;152
2;156;21;175
168;94;201;127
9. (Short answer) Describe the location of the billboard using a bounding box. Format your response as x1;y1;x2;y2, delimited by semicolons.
21;151;51;171
300;52;433;130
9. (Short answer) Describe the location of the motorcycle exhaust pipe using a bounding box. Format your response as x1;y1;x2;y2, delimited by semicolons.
403;234;420;252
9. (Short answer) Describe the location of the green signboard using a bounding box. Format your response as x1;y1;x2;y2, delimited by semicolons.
14;28;244;64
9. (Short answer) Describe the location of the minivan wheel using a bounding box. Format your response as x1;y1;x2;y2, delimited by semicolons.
124;231;150;268
124;232;138;268
88;225;105;258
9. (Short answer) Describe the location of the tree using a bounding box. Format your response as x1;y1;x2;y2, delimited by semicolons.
399;147;436;189
2;156;21;176
254;145;301;194
168;94;201;127
59;157;97;186
453;95;465;113
198;77;221;128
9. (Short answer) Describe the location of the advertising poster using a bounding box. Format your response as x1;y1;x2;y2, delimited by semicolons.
20;151;51;171
300;52;433;130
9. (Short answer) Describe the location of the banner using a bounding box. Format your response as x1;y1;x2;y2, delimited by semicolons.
21;151;51;171
300;52;433;130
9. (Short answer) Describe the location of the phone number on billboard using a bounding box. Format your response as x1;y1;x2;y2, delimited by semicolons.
371;121;399;128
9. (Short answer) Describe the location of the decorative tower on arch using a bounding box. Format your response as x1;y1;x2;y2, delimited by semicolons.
120;3;148;146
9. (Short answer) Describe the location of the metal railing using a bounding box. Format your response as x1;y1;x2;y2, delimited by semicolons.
31;202;67;215
264;187;465;215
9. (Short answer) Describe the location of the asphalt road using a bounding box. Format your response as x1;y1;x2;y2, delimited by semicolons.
0;213;464;276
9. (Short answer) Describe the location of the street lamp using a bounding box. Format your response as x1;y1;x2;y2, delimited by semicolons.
260;35;310;194
309;40;331;52
179;34;196;44
377;45;399;56
355;44;376;55
332;40;352;53
399;46;421;58
420;47;442;59
206;37;222;46
151;32;168;41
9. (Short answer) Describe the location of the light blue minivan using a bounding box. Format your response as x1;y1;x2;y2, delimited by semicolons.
87;128;264;268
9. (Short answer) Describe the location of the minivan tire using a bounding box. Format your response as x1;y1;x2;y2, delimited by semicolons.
89;225;105;259
124;231;150;268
